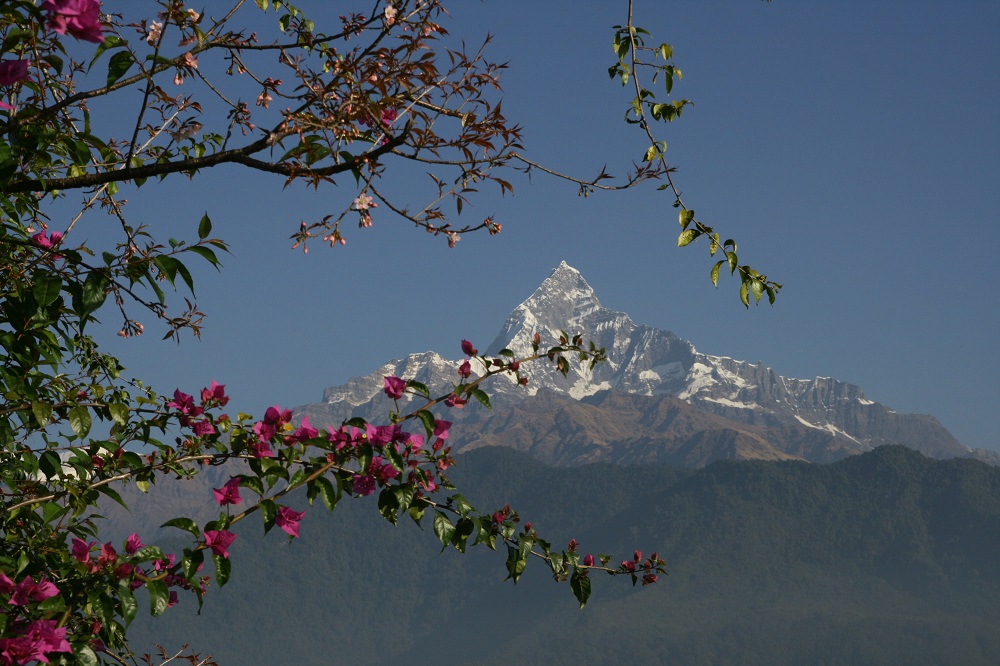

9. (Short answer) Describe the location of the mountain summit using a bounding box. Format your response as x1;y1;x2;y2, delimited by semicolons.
299;262;983;466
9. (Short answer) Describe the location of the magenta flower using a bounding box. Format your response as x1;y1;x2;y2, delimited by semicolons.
71;538;94;564
167;389;199;416
30;231;64;249
461;339;478;356
365;423;397;447
433;419;452;441
275;506;306;538
352;474;376;497
203;530;237;558
200;380;228;406
458;359;471;378
40;0;105;43
383;375;406;400
642;573;659;586
253;420;277;442
582;554;595;567
212;477;242;506
0;60;29;86
250;438;275;458
8;577;59;606
263;405;292;426
0;572;14;595
380;108;397;126
191;419;215;436
0;619;71;664
289;415;319;443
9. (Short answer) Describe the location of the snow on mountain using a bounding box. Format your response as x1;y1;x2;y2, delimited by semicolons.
297;262;975;464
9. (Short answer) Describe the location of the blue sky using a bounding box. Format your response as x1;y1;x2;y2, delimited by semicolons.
92;1;999;452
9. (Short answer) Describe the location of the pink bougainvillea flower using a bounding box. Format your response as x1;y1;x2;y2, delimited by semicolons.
31;231;64;249
383;375;406;400
461;339;477;356
167;389;199;416
253;419;277;442
444;394;467;409
433;419;452;441
352;474;376;497
212;477;242;506
289;415;319;443
200;380;228;406
582;554;595;567
621;560;637;573
642;573;659;586
203;530;237;558
191;419;215;436
0;60;29;86
9;577;59;606
0;619;71;664
365;423;397;448
263;404;292;426
380;108;397;126
458;359;471;378
40;0;105;43
0;572;14;594
275;506;306;538
250;438;275;459
71;538;94;564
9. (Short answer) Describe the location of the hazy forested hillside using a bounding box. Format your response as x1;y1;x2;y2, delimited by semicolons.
128;446;1000;665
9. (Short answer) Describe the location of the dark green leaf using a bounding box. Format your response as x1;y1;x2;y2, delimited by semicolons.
69;405;92;439
146;579;169;616
433;511;454;550
32;273;62;307
571;569;592;608
160;517;201;538
214;553;232;587
468;387;491;410
106;51;135;87
198;213;212;239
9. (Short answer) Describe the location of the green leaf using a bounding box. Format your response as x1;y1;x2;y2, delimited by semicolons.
69;405;92;439
146;579;169;616
678;208;694;229
505;544;527;583
108;403;128;426
711;260;724;287
198;213;212;239
677;229;698;247
32;273;62;307
81;269;110;316
106;51;135;87
31;401;52;426
750;278;765;303
468;387;491;410
570;570;592;608
433;511;455;550
75;645;99;666
186;245;221;268
313;475;339;511
261;498;277;533
416;409;435;440
726;251;738;274
214;553;232;587
740;280;750;308
160;517;201;538
118;580;138;627
378;488;400;524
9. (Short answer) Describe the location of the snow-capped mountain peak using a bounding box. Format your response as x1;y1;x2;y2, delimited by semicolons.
298;262;976;465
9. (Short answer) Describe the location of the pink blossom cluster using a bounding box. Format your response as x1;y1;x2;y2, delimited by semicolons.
40;0;105;43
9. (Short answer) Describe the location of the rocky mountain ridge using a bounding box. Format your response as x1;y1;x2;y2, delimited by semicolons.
298;262;991;466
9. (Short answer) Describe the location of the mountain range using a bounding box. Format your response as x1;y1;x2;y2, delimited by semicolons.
298;261;996;467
